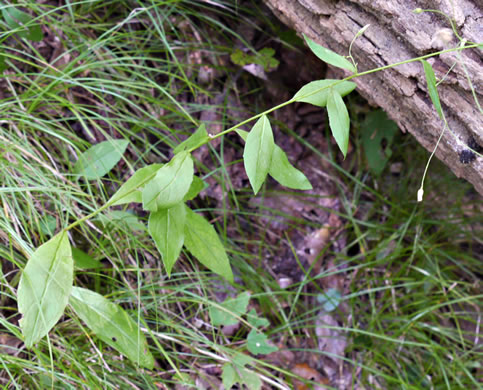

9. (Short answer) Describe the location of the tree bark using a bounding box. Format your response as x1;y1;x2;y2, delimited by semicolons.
264;0;483;195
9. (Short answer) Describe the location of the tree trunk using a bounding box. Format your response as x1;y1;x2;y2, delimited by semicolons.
264;0;483;195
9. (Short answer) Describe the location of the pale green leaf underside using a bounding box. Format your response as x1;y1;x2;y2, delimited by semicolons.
173;123;209;154
148;203;186;276
327;88;350;158
18;232;73;347
142;152;193;212
293;79;356;107
268;146;312;190
421;60;443;119
109;164;163;205
243;115;274;195
183;207;233;282
74;139;129;180
236;129;249;141
69;287;154;369
304;34;356;72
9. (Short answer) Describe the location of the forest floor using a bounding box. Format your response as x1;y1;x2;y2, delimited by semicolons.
0;1;481;389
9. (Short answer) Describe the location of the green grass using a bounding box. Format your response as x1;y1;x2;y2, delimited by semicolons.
0;1;481;389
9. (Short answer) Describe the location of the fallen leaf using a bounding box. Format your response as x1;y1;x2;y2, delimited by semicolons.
292;363;330;390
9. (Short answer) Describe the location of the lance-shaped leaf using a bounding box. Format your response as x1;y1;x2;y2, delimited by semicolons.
18;232;73;347
142;152;193;212
304;34;357;73
108;164;163;206
173;124;209;154
269;146;312;190
69;287;154;369
237;129;311;190
243;115;274;195
304;34;356;72
184;207;233;282
148;202;186;276
421;60;443;119
293;79;356;107
327;88;351;158
74;139;129;180
2;6;43;41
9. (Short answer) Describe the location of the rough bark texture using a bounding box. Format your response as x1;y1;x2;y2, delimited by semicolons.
264;0;483;194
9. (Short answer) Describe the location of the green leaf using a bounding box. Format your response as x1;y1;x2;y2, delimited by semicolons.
183;207;233;282
231;49;252;67
109;164;163;206
232;351;253;368
18;232;73;347
2;7;43;41
268;146;312;190
148;203;186;276
243;115;274;195
327;88;350;158
74;139;129;180
255;47;279;71
293;79;356;107
316;288;342;312
183;176;206;201
239;368;262;390
72;248;103;270
142;152;193;212
222;363;239;390
222;363;262;390
209;292;250;327
173;124;209;154
238;129;311;190
421;60;443;119
361;110;398;175
236;129;249;141
304;34;356;72
246;329;278;355
69;287;154;369
246;309;270;328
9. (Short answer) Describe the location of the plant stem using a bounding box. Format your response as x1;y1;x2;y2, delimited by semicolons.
75;42;481;228
201;43;481;144
63;200;114;232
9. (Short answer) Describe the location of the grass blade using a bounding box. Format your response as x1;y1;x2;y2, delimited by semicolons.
243;115;274;194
